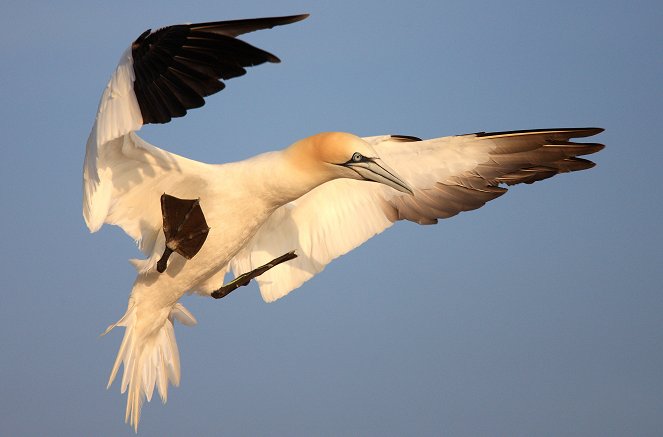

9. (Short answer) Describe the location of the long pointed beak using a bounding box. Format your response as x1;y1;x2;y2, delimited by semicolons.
345;158;414;195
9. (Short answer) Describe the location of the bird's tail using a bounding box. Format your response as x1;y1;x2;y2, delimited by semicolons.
103;301;197;432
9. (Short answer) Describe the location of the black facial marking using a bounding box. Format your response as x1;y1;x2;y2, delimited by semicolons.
339;152;373;167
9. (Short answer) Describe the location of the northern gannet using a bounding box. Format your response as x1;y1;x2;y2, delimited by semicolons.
83;14;604;431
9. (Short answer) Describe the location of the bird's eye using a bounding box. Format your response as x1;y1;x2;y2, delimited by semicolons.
352;152;364;162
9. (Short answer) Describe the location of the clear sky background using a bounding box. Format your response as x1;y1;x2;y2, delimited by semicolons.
1;0;662;435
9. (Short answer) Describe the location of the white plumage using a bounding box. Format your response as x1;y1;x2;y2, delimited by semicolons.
83;14;603;431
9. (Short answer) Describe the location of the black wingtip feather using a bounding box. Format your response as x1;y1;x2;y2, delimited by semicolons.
131;15;307;126
190;14;309;37
391;134;422;142
475;127;604;138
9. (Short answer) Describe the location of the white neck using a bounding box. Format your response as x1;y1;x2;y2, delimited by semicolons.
236;150;336;208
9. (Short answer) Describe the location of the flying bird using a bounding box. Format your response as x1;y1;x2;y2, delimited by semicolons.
83;14;604;431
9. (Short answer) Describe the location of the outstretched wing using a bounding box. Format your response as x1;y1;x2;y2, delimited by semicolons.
130;14;309;125
83;14;308;234
228;128;604;302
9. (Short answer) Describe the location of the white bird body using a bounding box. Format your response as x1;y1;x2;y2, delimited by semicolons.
83;14;604;431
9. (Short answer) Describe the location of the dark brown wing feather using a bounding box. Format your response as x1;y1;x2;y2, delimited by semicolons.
131;14;308;124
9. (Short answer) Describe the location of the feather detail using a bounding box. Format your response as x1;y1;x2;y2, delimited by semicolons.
105;301;196;432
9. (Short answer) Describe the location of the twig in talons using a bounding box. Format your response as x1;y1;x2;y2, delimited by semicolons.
211;251;298;299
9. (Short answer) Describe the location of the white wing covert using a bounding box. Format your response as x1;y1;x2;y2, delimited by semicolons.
83;48;144;233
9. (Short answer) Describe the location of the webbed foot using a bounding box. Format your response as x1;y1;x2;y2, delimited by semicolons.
157;193;210;273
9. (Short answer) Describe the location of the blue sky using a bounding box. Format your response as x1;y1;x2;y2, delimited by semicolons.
1;0;662;435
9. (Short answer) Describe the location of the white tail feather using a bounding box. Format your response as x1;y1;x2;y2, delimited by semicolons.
103;302;197;432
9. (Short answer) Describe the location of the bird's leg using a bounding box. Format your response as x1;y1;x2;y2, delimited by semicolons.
211;251;298;299
156;247;174;273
